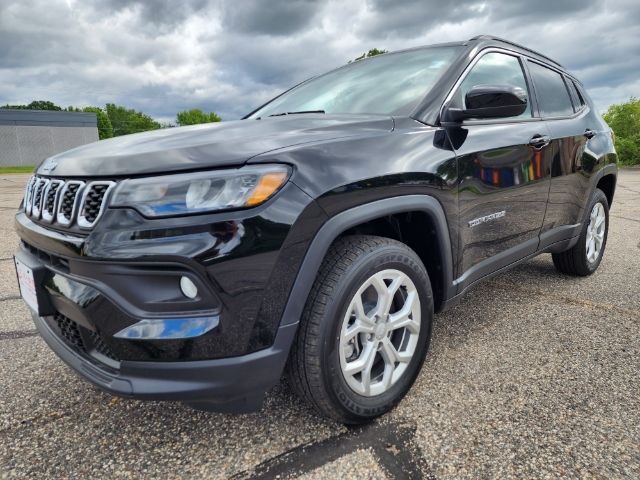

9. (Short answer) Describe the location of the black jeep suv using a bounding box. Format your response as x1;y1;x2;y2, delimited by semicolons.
15;36;617;423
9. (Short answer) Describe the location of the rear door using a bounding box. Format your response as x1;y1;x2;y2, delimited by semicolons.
447;50;553;287
526;61;600;245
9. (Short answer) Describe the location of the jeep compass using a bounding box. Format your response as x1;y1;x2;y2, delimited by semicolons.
15;35;617;423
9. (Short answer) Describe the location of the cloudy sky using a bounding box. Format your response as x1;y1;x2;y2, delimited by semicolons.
1;0;638;123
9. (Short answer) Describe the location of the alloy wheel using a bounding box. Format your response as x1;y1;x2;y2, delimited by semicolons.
338;269;421;397
586;202;606;263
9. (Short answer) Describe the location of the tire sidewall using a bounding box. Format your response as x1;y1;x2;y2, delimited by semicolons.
317;244;433;421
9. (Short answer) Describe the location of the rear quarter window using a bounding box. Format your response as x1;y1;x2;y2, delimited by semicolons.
527;61;574;117
572;80;587;108
565;78;586;112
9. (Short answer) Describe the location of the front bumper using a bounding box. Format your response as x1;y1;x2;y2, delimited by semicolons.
32;310;297;412
14;180;327;411
14;179;322;358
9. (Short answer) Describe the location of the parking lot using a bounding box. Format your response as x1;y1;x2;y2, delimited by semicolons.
1;170;639;479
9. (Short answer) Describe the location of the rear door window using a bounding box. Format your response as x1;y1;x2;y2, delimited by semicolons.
527;62;574;117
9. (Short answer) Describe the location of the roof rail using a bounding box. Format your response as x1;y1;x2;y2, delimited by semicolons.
469;35;564;68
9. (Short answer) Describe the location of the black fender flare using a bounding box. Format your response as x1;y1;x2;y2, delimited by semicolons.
279;194;455;328
591;163;617;202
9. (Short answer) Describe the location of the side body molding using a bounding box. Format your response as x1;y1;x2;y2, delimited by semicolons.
279;195;456;328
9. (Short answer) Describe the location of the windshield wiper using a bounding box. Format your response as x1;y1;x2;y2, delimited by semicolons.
267;110;325;117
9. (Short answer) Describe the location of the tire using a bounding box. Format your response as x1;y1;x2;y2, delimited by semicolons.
552;188;609;276
287;235;434;424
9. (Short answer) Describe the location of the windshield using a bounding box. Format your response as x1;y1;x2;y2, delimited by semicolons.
249;46;461;118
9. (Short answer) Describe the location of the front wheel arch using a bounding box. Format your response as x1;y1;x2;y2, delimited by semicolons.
279;195;455;330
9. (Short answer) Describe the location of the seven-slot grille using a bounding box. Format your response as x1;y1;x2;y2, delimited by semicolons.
23;176;115;229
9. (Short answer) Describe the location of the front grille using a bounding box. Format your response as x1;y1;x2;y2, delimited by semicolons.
23;176;115;230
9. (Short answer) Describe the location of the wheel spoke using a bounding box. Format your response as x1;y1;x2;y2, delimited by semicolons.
343;321;373;343
353;295;373;326
586;240;595;261
380;338;412;364
371;272;402;316
388;291;419;333
380;353;394;390
594;232;604;248
343;341;375;376
343;294;376;344
359;344;379;395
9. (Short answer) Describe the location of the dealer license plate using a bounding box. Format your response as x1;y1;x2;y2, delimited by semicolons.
15;257;39;314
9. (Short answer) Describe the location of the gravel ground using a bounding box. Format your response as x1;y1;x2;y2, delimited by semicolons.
1;170;639;479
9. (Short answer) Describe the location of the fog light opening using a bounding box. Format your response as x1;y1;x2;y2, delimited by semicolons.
180;276;198;299
113;316;219;340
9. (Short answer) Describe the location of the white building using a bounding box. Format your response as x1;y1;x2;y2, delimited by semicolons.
0;109;98;167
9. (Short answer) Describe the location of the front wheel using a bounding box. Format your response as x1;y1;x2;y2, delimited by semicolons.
552;188;609;276
287;235;433;424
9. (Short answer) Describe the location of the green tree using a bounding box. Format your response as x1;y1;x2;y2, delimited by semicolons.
65;106;113;139
26;100;63;111
1;100;63;110
105;103;161;137
176;108;222;126
350;48;388;63
603;97;640;165
82;107;113;140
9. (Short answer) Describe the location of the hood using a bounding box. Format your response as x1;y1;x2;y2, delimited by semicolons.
37;114;394;177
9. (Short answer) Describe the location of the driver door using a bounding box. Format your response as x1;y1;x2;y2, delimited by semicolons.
446;51;552;287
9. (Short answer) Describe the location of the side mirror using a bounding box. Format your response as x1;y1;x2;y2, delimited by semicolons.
443;85;528;123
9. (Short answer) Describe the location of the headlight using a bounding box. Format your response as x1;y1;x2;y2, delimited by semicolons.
111;165;290;217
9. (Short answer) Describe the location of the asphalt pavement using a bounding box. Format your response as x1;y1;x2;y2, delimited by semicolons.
1;170;639;479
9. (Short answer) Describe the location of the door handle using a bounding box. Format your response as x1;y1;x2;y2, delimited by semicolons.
584;129;597;139
529;135;550;149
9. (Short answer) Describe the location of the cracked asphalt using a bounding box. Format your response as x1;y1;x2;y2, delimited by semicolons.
1;170;639;479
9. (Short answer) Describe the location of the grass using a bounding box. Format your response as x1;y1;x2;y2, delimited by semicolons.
0;166;35;174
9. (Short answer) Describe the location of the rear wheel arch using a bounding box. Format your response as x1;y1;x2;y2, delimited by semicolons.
596;173;616;207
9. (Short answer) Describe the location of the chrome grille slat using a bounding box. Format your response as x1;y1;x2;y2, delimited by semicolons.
24;176;36;215
31;178;50;219
56;180;85;226
41;179;65;223
77;181;116;229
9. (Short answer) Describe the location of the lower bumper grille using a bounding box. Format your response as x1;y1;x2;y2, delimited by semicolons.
51;312;120;364
53;313;85;351
89;330;119;362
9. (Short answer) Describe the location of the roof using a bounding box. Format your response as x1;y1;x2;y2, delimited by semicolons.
353;35;565;73
467;35;564;69
0;109;97;127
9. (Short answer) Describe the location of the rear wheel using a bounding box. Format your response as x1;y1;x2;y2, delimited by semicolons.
552;188;609;276
287;235;433;424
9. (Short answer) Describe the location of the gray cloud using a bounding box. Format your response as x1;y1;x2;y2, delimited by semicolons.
0;0;637;123
360;0;485;37
222;0;322;36
87;0;210;31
